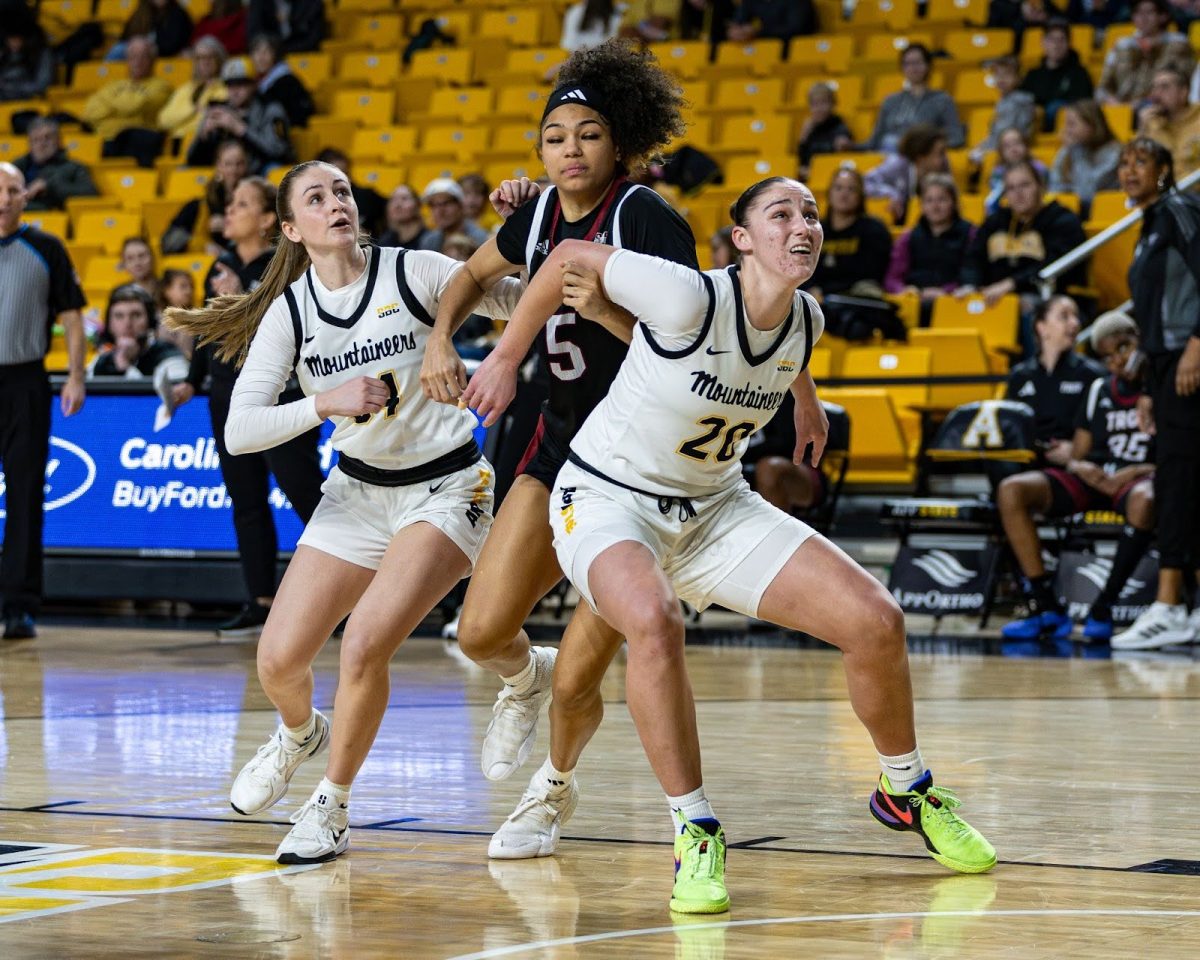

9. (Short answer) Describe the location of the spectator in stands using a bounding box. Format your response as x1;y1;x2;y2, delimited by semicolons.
710;225;737;268
14;118;98;212
1113;136;1200;648
376;184;434;249
1021;20;1095;130
885;173;976;326
82;36;171;167
163;139;248;254
185;57;292;171
984;126;1049;214
0;162;86;641
171;175;323;637
161;268;195;310
109;0;193;61
796;82;854;181
804;167;900;340
418;177;489;251
459;173;501;233
863;123;949;225
156;35;228;147
442;232;480;262
969;56;1037;164
678;0;734;44
957;161;1087;325
0;18;53;102
117;237;162;305
987;0;1063;37
315;148;386;237
249;32;314;128
89;284;185;378
1098;0;1195;104
247;0;325;53
1065;0;1129;30
560;1;627;52
1138;67;1200;179
866;44;965;153
726;0;817;47
1049;99;1122;215
193;0;248;56
998;309;1154;642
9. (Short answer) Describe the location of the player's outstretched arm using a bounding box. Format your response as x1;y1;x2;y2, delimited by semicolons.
790;370;828;468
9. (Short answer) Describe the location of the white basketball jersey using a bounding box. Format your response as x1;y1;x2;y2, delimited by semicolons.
571;264;823;498
284;246;486;470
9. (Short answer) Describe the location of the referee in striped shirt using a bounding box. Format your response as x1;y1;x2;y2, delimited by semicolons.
0;163;87;640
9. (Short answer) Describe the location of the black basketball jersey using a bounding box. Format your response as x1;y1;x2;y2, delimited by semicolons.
1076;376;1154;470
495;179;697;442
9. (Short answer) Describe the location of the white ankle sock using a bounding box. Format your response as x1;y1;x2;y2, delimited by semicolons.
534;757;573;794
667;785;715;833
283;711;316;745
502;651;536;692
313;777;350;809
879;747;926;792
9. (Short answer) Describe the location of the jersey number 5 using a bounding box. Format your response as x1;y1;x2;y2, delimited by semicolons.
354;370;401;424
678;416;757;463
546;314;586;382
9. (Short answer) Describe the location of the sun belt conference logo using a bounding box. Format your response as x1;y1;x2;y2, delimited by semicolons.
0;436;96;520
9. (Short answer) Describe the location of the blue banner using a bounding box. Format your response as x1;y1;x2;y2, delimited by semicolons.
0;394;334;553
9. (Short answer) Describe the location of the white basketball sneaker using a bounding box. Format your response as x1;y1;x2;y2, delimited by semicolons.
481;646;557;781
488;775;579;860
1112;602;1194;650
276;795;349;864
230;711;330;816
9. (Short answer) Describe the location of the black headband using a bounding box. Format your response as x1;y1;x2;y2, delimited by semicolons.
541;84;610;126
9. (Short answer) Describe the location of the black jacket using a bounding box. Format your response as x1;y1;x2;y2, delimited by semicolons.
1020;49;1095;110
259;71;314;128
962;201;1087;293
1129;191;1200;355
13;149;98;210
247;0;325;52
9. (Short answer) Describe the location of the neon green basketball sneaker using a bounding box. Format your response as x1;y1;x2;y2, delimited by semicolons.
670;818;730;914
870;772;997;874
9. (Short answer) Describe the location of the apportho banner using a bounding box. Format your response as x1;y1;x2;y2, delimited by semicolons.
888;545;1000;615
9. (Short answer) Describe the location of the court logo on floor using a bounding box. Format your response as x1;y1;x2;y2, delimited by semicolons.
0;842;314;924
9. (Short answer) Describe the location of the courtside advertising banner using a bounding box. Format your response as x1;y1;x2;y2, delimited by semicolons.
888;545;1000;615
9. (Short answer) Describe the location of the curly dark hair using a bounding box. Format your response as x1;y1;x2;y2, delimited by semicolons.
549;39;686;172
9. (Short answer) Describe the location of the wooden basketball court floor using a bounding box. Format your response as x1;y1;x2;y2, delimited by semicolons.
1;622;1198;959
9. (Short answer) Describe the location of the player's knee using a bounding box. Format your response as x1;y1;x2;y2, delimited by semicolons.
996;475;1026;513
861;591;907;656
454;605;512;661
622;595;685;655
1127;486;1155;529
258;642;300;688
339;629;392;682
552;668;602;717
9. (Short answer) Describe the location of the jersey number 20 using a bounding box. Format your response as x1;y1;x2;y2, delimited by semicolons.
354;370;401;424
678;416;757;463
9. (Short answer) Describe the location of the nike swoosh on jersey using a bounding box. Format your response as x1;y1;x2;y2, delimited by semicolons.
303;335;315;343
705;346;732;355
429;476;450;494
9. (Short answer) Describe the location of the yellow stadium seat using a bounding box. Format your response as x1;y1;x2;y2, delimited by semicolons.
354;165;408;195
1088;226;1135;310
71;60;128;94
409;161;466;191
163;167;214;201
1086;191;1132;228
142;199;180;250
854;0;918;29
338;51;403;88
954;68;1001;107
931;294;1019;354
491;123;540;156
1018;25;1092;67
715;115;794;157
808;152;885;192
494;85;548;122
479;8;550;46
83;255;125;289
287;52;333;89
425;87;496;123
503;46;567;81
724;155;797;189
419;125;491;160
95;0;137;25
22;212;70;239
842;345;932;418
60;131;102;166
332;89;397;128
336;12;403;49
817;388;915;484
483;158;544;185
708;77;787;115
97;169;158;208
792;76;863;116
785;35;853;74
942;29;1013;63
408;49;474;85
161;253;216;292
807;347;834;380
433;11;476;41
351;126;420;164
1100;22;1137;59
0;136;23;161
958;193;986;225
74;211;143;254
908;329;994;408
42;0;94;29
925;0;988;24
340;0;395;9
862;32;935;65
1100;103;1134;140
713;39;785;76
153;57;191;84
647;41;710;79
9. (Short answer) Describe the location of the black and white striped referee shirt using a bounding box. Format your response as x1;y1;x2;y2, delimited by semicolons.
0;225;86;367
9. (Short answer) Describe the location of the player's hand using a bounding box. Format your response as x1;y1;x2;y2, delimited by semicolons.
1136;394;1156;435
315;376;391;419
489;177;540;220
1176;337;1200;397
1043;438;1072;466
114;336;141;370
461;351;519;428
210;262;244;297
419;334;468;404
1067;459;1104;487
60;373;85;417
562;262;610;321
793;394;829;468
172;382;195;406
